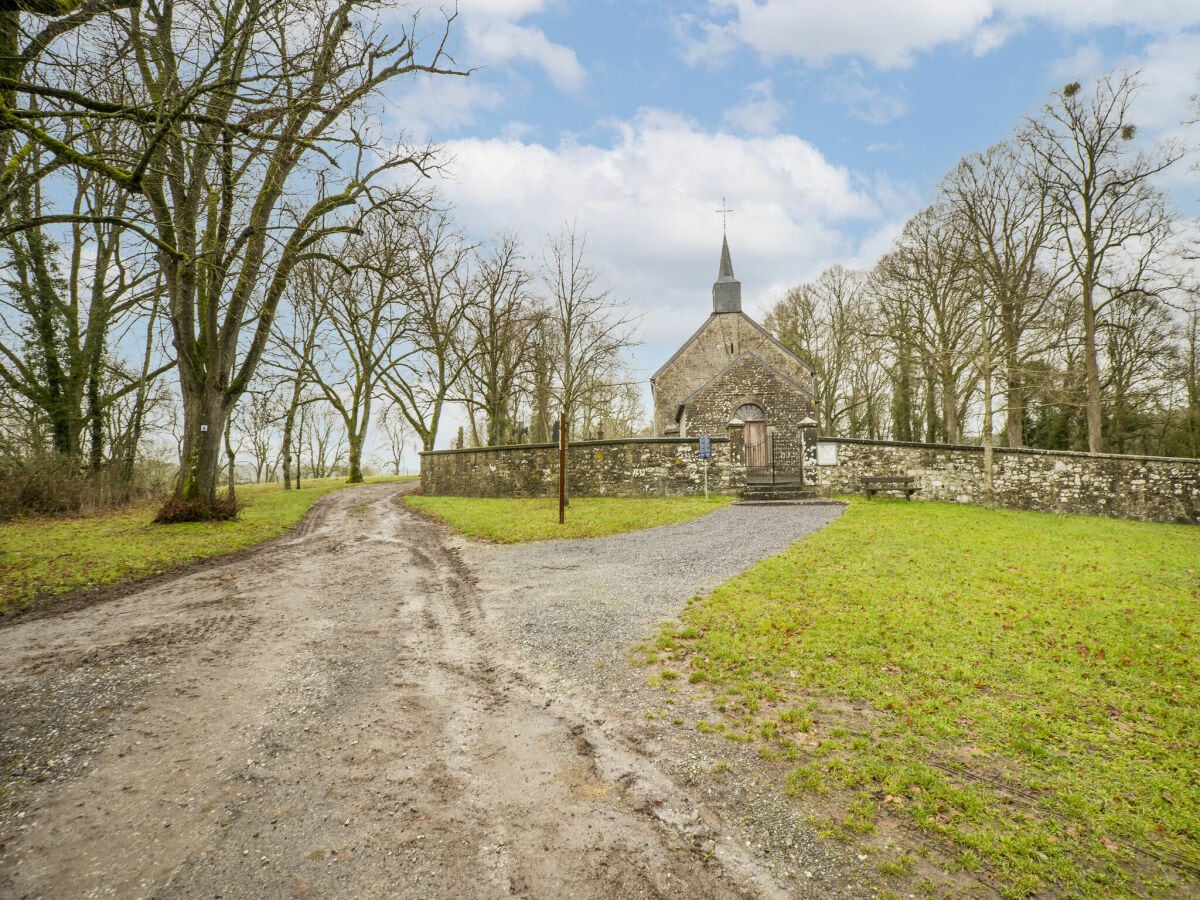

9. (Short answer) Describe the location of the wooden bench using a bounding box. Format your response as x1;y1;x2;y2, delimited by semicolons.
861;475;920;500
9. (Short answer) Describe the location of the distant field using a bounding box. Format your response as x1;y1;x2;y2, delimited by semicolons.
0;477;411;615
646;500;1200;898
404;494;734;542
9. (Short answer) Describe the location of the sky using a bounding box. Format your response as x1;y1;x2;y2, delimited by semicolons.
381;0;1200;450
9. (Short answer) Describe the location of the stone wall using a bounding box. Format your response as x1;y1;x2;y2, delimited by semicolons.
420;437;740;498
419;434;1200;524
816;437;1200;524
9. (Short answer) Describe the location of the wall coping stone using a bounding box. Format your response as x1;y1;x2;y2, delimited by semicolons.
819;435;1200;466
420;435;731;457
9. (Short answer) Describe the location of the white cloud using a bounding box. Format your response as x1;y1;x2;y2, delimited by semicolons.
673;12;742;69
458;0;549;17
722;79;786;135
823;64;908;124
454;0;585;92
385;1;584;140
997;0;1200;32
426;108;906;376
1115;33;1200;133
1050;41;1106;83
678;0;1200;69
465;18;585;92
388;73;507;142
681;0;993;69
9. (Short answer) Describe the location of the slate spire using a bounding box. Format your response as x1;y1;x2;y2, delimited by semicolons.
712;234;742;313
718;234;735;279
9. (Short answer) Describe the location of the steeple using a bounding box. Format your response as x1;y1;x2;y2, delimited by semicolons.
712;234;742;313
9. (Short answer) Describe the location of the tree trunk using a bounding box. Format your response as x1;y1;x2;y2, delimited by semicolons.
1004;371;1024;448
1002;300;1025;448
923;367;940;442
941;374;961;444
177;383;232;507
280;406;295;490
980;290;995;505
346;427;365;483
1081;280;1104;453
224;418;237;497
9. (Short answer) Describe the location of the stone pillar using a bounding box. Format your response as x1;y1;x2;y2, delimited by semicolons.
799;416;819;487
726;420;745;464
726;420;745;493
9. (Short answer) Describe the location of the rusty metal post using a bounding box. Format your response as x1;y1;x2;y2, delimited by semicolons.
558;410;566;524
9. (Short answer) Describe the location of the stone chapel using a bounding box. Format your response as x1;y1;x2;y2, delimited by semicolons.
649;237;818;469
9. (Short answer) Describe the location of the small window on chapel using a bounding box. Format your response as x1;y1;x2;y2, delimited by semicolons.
734;403;765;422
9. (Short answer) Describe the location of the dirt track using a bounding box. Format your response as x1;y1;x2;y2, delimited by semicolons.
0;484;857;898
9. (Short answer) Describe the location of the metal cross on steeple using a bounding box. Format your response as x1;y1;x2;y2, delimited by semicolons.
715;196;734;235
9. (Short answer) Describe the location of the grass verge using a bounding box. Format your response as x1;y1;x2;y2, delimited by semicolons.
0;476;410;615
404;494;734;542
645;500;1199;898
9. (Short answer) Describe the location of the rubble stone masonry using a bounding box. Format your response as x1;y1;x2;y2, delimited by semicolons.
420;436;1200;524
816;438;1199;524
420;437;740;499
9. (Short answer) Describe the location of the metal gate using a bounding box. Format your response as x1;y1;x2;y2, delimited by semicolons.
744;431;804;484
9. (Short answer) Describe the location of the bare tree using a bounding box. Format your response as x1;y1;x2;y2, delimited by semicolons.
764;265;882;437
303;402;346;480
382;208;475;452
522;303;558;443
540;223;638;438
940;140;1058;447
1175;301;1200;458
1101;289;1182;454
0;1;138;214
573;361;644;439
874;205;977;443
1021;72;1182;452
231;385;280;483
459;233;536;446
267;274;323;491
377;402;411;476
298;201;415;482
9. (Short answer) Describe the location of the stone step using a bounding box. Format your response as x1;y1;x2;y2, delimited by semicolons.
739;484;818;502
735;498;844;507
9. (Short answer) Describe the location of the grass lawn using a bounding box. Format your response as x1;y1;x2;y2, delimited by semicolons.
404;493;735;542
0;476;410;615
646;500;1200;899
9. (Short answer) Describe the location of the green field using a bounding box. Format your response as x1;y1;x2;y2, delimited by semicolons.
404;493;734;542
0;477;409;614
646;500;1199;898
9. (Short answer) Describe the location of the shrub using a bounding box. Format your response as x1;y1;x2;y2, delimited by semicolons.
153;491;247;524
0;453;174;520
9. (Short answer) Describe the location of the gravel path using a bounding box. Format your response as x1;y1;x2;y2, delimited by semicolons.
463;502;845;683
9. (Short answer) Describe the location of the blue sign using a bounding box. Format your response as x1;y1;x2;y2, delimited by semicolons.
698;435;712;459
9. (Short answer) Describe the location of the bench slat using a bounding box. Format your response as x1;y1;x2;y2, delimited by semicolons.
860;475;920;500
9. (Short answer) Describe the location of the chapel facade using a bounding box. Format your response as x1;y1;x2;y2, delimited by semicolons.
649;237;818;465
